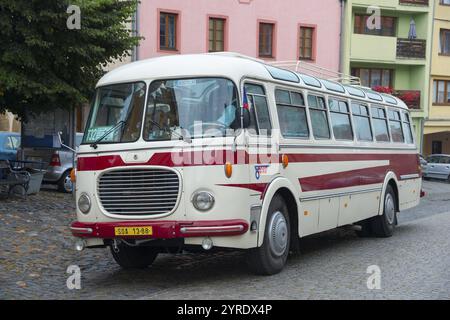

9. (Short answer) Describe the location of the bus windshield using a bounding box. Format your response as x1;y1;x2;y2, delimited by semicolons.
83;82;146;144
143;78;239;140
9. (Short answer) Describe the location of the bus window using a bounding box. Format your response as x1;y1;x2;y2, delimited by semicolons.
371;106;390;142
388;109;404;143
307;95;330;139
329;98;353;140
245;83;272;136
402;112;414;144
275;89;309;138
351;103;373;141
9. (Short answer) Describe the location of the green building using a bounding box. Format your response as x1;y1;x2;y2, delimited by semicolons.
341;0;433;151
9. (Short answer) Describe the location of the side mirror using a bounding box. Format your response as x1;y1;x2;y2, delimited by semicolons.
235;108;251;129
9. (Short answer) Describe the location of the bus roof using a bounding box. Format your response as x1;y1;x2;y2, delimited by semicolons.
97;52;409;110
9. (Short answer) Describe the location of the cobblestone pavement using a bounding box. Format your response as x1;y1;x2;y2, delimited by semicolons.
0;181;449;300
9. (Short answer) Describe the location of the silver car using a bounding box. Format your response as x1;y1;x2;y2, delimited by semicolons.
23;133;83;193
423;154;450;182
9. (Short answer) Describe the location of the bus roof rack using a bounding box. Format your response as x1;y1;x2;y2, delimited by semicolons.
207;51;265;63
270;60;361;86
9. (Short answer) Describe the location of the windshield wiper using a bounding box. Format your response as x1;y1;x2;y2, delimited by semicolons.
147;119;192;143
90;120;125;149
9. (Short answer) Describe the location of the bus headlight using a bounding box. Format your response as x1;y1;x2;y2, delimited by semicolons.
78;193;91;214
192;191;215;211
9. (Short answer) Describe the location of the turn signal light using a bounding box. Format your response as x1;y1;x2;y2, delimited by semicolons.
282;154;289;168
70;168;76;183
224;162;232;178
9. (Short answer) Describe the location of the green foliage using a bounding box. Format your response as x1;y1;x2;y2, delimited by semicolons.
0;0;141;120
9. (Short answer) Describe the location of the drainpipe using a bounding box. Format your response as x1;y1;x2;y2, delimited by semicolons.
339;0;347;74
132;2;139;61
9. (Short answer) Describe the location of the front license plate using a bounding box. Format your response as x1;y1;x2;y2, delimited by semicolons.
114;226;153;236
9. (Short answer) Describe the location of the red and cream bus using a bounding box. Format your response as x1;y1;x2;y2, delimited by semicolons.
71;53;422;275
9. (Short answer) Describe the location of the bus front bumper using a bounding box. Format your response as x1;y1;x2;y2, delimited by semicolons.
70;219;249;239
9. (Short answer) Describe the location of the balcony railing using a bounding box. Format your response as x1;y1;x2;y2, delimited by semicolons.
399;0;429;5
394;90;421;109
397;38;426;59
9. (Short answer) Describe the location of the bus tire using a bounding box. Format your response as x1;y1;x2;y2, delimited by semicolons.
246;194;290;275
370;185;396;238
110;243;159;269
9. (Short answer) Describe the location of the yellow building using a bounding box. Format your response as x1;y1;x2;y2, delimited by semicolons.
424;0;450;156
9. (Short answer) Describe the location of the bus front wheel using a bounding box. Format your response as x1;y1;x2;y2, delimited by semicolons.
110;243;159;269
358;185;396;238
246;194;290;276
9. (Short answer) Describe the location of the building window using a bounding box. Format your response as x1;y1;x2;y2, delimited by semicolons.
432;141;442;154
352;68;393;88
160;12;178;51
258;22;274;58
432;80;450;105
209;17;225;52
299;26;314;60
440;29;450;55
440;0;450;6
354;15;396;37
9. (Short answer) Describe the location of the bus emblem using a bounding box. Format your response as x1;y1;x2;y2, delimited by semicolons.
254;165;270;180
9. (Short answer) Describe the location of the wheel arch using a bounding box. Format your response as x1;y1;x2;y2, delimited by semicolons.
379;172;400;215
258;177;299;248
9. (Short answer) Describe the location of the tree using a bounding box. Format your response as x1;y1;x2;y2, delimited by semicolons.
0;0;141;120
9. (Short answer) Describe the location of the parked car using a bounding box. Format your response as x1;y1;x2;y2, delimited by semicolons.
0;132;21;161
21;133;83;193
423;154;450;182
419;154;427;172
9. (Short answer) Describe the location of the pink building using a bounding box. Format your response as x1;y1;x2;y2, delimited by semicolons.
137;0;343;72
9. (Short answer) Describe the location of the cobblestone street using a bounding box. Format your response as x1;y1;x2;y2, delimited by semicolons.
1;181;450;300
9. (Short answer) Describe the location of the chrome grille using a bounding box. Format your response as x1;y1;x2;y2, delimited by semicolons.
98;168;180;216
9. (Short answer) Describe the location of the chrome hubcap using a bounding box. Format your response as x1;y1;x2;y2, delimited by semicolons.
385;193;396;225
64;175;73;192
268;211;288;257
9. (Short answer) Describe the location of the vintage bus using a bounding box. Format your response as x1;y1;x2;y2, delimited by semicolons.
70;53;422;275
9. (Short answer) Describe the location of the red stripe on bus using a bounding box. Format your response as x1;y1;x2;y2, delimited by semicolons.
77;151;419;176
299;166;390;192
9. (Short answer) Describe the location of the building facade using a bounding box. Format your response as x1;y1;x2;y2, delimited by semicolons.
137;0;343;72
341;0;433;151
423;0;450;156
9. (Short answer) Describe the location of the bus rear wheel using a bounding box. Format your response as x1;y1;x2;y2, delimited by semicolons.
110;243;159;269
246;194;290;276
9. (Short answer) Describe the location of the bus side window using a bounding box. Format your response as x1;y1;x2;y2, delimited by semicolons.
275;89;309;139
402;111;414;144
388;109;404;143
244;83;272;136
371;106;390;142
307;94;330;139
329;98;353;140
351;102;373;141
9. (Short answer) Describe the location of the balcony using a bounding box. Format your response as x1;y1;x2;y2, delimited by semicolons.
399;0;429;5
394;90;421;109
396;38;426;59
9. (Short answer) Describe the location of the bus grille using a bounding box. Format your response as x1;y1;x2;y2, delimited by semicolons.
98;168;180;216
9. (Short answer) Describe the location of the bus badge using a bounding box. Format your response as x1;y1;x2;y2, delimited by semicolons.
255;165;270;180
